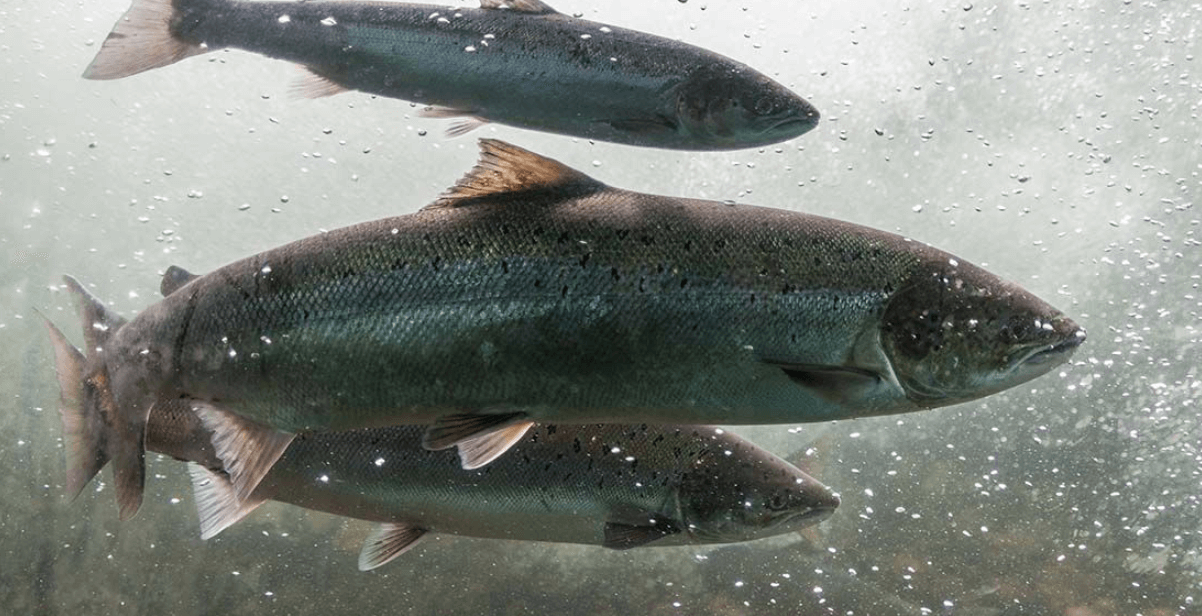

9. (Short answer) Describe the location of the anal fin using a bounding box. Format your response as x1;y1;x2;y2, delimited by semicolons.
358;522;428;571
187;463;267;540
191;401;294;502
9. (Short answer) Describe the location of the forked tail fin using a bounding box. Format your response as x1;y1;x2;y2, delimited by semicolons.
55;275;147;521
82;0;211;80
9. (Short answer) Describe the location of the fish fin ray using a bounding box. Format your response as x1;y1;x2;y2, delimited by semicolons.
768;362;883;405
478;0;559;15
290;66;351;99
188;463;266;540
426;139;606;209
41;314;107;501
456;420;534;470
358;522;428;571
160;265;199;296
603;518;682;550
191;402;294;502
59;275;146;520
82;0;208;80
445;117;489;138
422;411;528;450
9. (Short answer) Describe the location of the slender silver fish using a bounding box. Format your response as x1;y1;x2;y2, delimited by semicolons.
44;139;1084;520
113;400;838;568
82;0;819;150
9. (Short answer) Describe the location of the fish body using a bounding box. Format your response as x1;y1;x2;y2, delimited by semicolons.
83;0;819;150
116;400;842;567
46;139;1084;518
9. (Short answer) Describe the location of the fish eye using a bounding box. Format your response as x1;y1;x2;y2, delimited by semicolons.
766;491;789;511
753;98;776;115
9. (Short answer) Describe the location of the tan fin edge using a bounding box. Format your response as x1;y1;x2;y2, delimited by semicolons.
422;411;529;451
82;0;210;80
40;314;106;501
456;421;534;470
187;464;267;539
478;0;559;15
290;66;352;99
358;523;428;571
425;139;606;210
191;402;295;502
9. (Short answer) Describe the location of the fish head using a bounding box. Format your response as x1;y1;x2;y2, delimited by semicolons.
675;433;839;543
879;256;1086;409
675;66;819;148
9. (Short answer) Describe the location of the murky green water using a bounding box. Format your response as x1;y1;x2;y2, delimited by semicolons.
2;1;1198;614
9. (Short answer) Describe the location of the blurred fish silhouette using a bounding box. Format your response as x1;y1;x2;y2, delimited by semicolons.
82;0;819;150
43;139;1083;520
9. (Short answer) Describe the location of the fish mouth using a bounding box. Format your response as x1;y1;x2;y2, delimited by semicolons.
765;115;818;136
1016;322;1087;368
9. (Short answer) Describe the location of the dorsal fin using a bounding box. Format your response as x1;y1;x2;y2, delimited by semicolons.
424;139;606;210
160;265;199;297
479;0;559;14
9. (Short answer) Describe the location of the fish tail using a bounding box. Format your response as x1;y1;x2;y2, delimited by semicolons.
57;275;147;521
82;0;213;80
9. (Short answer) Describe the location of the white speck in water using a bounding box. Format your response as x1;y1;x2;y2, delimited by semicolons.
320;16;337;26
610;446;621;454
260;335;272;345
949;258;959;267
228;349;237;358
484;33;495;39
580;34;591;39
624;456;635;462
261;265;272;274
437;17;449;24
374;457;385;466
170;497;180;504
599;26;611;33
391;228;399;234
464;45;476;52
319;474;329;483
277;14;290;23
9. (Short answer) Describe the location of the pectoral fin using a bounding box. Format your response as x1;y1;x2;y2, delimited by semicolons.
187;463;267;540
769;363;882;405
603;517;682;550
358;522;428;571
455;420;535;469
191;401;294;502
422;412;531;467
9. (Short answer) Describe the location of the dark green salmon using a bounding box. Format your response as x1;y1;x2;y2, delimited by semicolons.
45;139;1083;520
121;400;838;567
82;0;819;150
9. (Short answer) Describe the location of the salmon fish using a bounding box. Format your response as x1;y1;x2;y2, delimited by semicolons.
82;0;819;150
44;139;1084;520
81;400;835;567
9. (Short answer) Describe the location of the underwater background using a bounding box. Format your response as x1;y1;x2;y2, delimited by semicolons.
1;0;1198;614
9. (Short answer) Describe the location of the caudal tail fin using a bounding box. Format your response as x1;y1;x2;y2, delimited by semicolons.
49;276;147;521
83;0;210;80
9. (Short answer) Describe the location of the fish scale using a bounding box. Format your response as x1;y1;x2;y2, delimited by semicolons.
47;139;1083;519
83;0;820;149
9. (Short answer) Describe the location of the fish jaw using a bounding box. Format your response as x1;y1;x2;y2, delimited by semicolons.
673;65;820;149
880;256;1086;409
674;429;839;544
